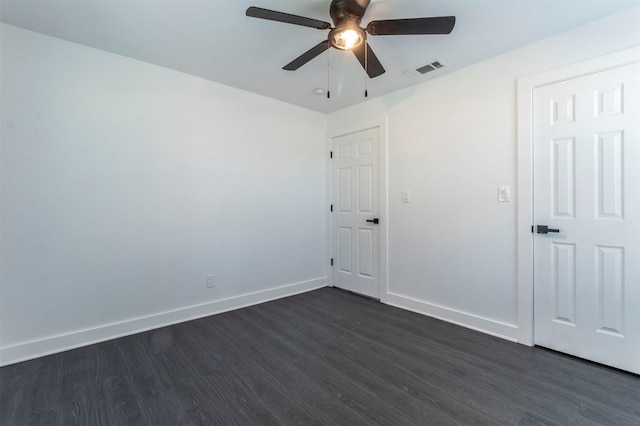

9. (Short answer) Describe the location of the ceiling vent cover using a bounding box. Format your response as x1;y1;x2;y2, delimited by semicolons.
404;59;447;79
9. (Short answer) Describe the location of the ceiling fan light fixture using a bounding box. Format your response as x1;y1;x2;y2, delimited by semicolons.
329;27;364;50
246;1;456;78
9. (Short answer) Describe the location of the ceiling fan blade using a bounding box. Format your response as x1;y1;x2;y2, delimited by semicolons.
366;16;456;35
283;40;330;71
352;43;385;78
246;6;331;30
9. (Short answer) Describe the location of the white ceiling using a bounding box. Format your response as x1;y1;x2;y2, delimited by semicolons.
1;0;638;113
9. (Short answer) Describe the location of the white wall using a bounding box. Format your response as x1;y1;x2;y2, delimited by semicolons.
328;7;640;341
0;24;327;365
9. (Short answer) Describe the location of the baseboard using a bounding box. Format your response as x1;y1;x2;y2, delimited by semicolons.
0;277;327;366
384;291;519;343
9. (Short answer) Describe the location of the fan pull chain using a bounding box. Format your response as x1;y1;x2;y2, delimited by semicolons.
327;49;331;99
364;39;368;98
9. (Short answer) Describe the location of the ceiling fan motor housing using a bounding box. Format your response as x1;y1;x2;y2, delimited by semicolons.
329;0;367;27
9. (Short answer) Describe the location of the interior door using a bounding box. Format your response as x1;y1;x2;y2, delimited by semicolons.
331;127;380;299
533;62;640;374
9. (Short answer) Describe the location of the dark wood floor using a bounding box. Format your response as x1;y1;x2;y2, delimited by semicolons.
1;287;639;426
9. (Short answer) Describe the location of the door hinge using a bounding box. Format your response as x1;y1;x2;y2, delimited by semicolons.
330;258;334;266
531;225;534;233
330;204;333;212
330;151;333;159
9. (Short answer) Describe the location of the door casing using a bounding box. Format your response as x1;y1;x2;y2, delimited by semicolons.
516;46;640;346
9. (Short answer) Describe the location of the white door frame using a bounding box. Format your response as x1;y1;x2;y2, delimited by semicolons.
327;117;389;302
516;46;640;346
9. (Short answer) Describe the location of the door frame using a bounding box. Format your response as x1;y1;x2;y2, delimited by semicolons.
516;46;640;346
327;117;389;302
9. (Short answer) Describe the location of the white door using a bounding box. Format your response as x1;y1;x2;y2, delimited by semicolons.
331;127;380;299
533;62;640;374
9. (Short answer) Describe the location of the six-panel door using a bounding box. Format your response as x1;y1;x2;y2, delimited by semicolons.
331;127;380;299
533;62;640;374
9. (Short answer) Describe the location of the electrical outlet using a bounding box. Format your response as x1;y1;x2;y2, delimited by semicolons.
206;274;216;288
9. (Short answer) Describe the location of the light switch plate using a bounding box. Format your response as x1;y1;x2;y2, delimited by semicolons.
206;274;216;288
498;186;511;202
401;189;411;203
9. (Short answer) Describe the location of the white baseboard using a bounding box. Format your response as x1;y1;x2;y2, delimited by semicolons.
384;291;520;343
0;277;327;366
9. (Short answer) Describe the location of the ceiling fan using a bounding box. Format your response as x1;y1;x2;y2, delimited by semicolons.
246;0;456;78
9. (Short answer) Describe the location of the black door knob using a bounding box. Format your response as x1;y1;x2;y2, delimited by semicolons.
366;218;379;224
537;225;560;234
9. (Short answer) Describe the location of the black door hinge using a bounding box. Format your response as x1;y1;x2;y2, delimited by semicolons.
330;151;333;159
330;204;333;212
531;225;534;233
330;258;334;266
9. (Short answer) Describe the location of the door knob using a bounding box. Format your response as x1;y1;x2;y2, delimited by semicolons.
537;225;560;234
366;218;379;224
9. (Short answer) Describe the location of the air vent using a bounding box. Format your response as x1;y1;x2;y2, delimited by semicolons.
404;59;448;79
415;64;437;74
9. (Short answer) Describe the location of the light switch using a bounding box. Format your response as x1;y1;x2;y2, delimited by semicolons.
498;186;511;202
401;189;411;203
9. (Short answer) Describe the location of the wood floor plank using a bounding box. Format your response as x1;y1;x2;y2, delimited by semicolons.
187;317;323;426
202;315;342;425
1;287;639;426
296;289;640;424
248;316;421;424
220;311;374;425
287;294;567;422
268;297;526;424
254;296;503;425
